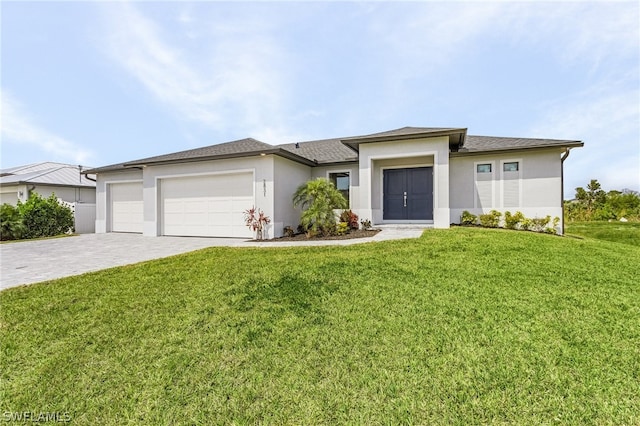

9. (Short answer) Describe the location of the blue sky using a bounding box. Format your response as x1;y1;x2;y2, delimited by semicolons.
2;1;638;195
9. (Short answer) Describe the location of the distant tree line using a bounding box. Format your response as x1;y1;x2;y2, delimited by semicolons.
565;179;640;222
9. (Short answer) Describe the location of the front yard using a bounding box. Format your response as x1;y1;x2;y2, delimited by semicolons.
1;228;638;424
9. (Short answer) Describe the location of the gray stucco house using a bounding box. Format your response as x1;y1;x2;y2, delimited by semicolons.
85;127;583;238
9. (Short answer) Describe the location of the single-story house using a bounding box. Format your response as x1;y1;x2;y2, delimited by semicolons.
85;127;583;238
0;162;97;233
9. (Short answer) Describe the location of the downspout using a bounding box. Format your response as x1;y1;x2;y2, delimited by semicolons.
560;148;571;235
84;173;97;182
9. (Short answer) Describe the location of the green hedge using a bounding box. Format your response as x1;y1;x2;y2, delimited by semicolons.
0;193;74;241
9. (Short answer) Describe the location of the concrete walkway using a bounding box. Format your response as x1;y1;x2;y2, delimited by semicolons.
0;226;428;291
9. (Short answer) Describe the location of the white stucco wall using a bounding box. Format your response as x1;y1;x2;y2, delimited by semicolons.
449;149;564;229
32;185;96;204
273;156;312;235
0;185;23;205
358;136;450;228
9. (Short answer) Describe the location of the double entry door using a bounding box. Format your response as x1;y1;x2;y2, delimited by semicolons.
383;167;433;221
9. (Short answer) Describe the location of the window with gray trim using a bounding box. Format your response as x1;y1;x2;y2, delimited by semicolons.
477;164;492;173
329;172;350;207
503;162;519;172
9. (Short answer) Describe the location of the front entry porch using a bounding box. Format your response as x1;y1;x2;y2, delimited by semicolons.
383;167;433;221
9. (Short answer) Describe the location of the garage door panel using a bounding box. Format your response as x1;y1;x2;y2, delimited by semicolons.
161;173;254;238
111;182;143;233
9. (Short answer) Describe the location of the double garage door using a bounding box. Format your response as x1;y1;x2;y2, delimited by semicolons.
109;173;254;238
161;173;254;238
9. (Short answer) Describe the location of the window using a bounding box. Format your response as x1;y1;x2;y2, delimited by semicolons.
329;172;350;206
474;162;495;208
477;164;492;173
503;162;519;172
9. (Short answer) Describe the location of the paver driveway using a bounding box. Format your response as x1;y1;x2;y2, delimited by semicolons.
0;233;246;291
0;227;426;291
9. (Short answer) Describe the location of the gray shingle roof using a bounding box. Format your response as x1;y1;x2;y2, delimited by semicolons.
459;135;583;153
0;162;95;187
84;127;583;174
279;138;358;164
342;126;466;141
82;162;133;174
126;138;275;165
84;138;317;174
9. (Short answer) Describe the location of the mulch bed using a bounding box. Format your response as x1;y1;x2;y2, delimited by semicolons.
254;229;381;242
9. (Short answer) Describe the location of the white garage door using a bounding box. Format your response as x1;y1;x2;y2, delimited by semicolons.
0;192;18;205
110;182;143;233
161;173;254;238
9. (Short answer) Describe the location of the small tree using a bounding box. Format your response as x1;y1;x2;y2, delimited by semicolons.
293;178;348;236
575;179;606;219
243;207;271;240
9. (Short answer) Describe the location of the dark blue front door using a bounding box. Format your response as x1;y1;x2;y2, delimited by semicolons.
383;167;433;220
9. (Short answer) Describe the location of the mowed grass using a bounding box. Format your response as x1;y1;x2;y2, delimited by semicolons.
566;220;640;247
1;228;638;425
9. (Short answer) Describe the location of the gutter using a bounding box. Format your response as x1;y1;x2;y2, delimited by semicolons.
560;147;571;235
450;141;584;157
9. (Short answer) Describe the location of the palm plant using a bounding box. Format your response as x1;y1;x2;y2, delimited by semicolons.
293;178;348;236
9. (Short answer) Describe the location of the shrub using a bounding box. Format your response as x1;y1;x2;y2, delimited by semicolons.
479;210;501;228
282;226;295;238
545;217;560;234
460;210;477;226
243;207;271;240
504;211;525;230
18;193;74;239
520;217;533;231
336;222;349;235
293;178;348;236
0;203;25;241
339;210;359;230
528;216;551;233
360;219;372;230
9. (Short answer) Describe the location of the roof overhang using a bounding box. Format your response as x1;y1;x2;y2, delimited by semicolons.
450;141;584;157
341;128;467;152
86;148;318;174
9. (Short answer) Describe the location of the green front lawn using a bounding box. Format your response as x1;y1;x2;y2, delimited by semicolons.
566;220;640;247
1;228;638;424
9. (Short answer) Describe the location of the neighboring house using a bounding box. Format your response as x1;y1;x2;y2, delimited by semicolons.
85;127;583;238
0;162;97;233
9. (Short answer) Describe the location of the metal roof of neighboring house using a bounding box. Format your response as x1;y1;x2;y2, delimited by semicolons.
84;127;583;174
0;162;95;187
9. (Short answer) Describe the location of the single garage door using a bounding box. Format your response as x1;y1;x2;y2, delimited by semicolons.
110;182;143;233
161;173;254;238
